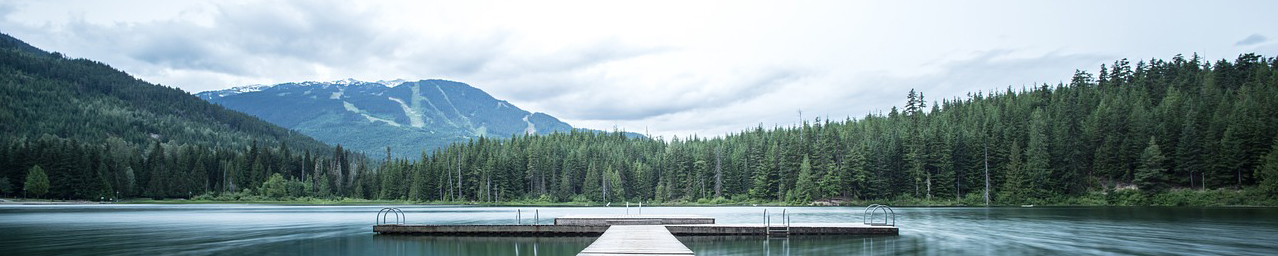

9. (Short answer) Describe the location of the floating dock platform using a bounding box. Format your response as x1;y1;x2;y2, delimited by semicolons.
555;214;714;226
373;222;896;235
373;210;899;255
373;214;897;236
577;225;694;256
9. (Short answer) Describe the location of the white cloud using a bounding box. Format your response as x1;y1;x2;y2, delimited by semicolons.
2;0;1276;139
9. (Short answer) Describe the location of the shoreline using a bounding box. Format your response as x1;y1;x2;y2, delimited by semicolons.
7;187;1274;207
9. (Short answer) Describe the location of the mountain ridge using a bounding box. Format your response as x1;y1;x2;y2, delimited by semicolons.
198;78;583;157
0;32;331;153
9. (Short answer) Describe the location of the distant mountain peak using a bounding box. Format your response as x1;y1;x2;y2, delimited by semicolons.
198;78;421;99
376;79;408;87
197;78;578;157
198;84;271;99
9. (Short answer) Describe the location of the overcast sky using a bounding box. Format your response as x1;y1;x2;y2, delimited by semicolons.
2;0;1276;139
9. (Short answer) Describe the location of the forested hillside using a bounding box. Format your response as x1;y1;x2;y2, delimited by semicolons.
366;53;1278;205
3;27;1275;205
0;33;371;200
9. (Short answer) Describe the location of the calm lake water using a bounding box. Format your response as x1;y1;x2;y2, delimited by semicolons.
1;204;1276;255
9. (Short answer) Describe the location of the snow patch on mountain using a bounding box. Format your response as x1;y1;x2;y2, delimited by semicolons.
196;84;269;99
522;114;536;134
377;79;407;87
388;96;426;128
343;101;401;126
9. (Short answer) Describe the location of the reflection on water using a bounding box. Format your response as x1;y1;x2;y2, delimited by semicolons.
369;236;594;256
680;235;903;256
2;205;1277;255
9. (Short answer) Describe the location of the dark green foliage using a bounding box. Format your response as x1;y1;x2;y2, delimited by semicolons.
1258;137;1278;194
1136;137;1169;194
24;165;48;198
0;176;12;196
356;53;1276;205
0;33;329;155
259;173;288;199
0;33;372;200
1;29;1274;205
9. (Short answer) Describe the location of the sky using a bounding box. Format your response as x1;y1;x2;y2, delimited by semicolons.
2;0;1276;139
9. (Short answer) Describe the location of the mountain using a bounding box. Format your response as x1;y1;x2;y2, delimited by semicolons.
0;33;329;152
0;32;343;200
197;79;578;157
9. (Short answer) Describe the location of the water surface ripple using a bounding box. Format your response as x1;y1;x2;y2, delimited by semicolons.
1;205;1275;255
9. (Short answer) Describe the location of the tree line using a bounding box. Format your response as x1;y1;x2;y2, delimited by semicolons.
0;135;373;200
2;52;1276;205
0;32;345;200
364;53;1278;205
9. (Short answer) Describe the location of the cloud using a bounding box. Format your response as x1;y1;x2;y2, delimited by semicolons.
470;38;672;102
1236;34;1267;46
563;50;1117;139
559;67;802;120
0;0;675;96
0;2;16;19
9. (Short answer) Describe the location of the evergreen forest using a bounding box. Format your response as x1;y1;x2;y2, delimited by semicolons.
3;30;1278;205
363;53;1278;206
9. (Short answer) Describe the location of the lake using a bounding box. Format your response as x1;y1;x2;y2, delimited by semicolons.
1;204;1276;255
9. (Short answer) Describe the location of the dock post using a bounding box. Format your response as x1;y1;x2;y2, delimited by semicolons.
626;202;630;215
517;209;521;225
639;201;642;215
535;209;539;225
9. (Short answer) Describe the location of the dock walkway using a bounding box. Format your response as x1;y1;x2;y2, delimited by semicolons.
577;225;694;256
373;210;900;255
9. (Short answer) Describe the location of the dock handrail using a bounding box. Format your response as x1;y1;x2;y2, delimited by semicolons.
764;209;792;235
376;207;405;225
782;209;790;227
863;204;896;226
777;208;787;232
517;209;540;225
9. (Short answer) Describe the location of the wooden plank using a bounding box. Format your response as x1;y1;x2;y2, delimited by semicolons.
373;224;607;235
577;225;694;256
664;223;898;235
375;223;898;236
556;214;715;226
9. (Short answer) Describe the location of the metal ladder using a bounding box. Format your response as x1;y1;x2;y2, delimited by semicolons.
516;209;540;225
764;209;791;236
863;204;895;226
376;207;406;225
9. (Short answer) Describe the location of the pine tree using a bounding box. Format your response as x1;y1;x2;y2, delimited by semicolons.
793;155;815;203
1256;137;1278;194
24;165;49;199
583;163;601;201
1177;109;1207;189
1135;137;1168;194
1000;141;1025;204
0;177;12;197
1025;109;1051;199
844;143;870;199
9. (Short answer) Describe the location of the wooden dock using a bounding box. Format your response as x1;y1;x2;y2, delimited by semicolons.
373;213;899;255
666;223;897;235
555;214;714;226
373;224;607;235
577;225;694;256
374;222;897;236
